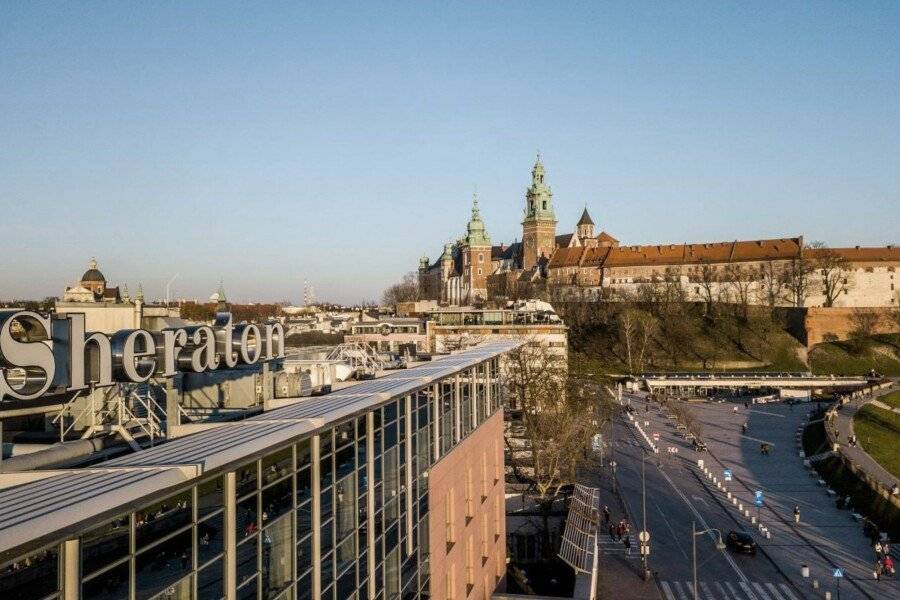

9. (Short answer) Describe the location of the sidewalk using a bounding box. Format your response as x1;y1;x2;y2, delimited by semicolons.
830;383;900;494
578;458;662;600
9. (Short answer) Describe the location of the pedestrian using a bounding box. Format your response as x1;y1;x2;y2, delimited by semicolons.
623;534;632;555
603;505;611;525
793;506;801;524
608;524;616;540
875;541;883;556
874;559;883;581
884;555;895;576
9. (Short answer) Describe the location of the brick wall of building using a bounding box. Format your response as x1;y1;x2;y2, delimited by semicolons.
428;410;506;600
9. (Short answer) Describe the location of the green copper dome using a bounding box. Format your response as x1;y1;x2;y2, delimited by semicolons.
465;192;491;246
524;153;556;222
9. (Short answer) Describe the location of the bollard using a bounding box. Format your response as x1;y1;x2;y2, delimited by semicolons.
812;580;819;590
727;492;732;499
738;502;743;511
751;516;756;524
745;509;751;517
824;592;831;600
732;497;738;505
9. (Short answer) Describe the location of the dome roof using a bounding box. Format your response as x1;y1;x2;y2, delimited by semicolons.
80;259;106;283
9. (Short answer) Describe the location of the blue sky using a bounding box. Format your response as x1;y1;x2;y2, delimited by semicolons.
1;2;898;304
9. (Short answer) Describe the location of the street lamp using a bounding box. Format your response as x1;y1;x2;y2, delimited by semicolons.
640;449;651;581
691;521;726;600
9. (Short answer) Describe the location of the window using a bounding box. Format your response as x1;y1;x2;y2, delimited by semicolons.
481;452;488;501
447;564;456;600
0;546;59;600
494;496;502;542
465;467;474;523
465;536;474;594
446;489;456;551
481;513;489;565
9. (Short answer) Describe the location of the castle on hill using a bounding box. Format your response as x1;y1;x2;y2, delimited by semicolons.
417;156;899;308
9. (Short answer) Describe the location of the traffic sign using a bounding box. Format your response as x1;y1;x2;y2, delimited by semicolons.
638;531;650;543
724;469;733;481
754;490;764;506
833;568;843;578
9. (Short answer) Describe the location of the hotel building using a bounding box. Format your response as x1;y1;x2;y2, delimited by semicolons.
0;341;517;600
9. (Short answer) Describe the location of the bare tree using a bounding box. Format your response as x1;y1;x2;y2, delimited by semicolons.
781;255;814;307
635;310;658;373
501;341;599;560
757;261;784;307
695;263;722;316
849;309;882;349
381;271;420;305
809;242;853;307
617;309;637;373
724;264;755;321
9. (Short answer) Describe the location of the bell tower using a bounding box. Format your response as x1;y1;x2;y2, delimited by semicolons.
464;192;491;302
521;154;557;270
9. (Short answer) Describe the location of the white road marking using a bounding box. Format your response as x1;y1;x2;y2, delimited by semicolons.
738;581;759;600
724;582;742;600
751;582;773;600
776;584;799;600
660;581;677;600
765;583;786;600
749;410;785;418
655;463;754;586
672;581;690;600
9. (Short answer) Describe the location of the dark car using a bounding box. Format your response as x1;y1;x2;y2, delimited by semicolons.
726;530;757;555
692;440;708;452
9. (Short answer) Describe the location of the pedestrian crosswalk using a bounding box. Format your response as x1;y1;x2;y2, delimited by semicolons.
659;580;800;600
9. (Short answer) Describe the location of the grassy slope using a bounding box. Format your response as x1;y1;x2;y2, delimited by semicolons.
854;403;900;480
808;333;900;376
880;390;900;410
565;305;807;374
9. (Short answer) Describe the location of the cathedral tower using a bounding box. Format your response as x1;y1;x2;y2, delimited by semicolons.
521;154;557;270
576;207;595;240
464;192;491;302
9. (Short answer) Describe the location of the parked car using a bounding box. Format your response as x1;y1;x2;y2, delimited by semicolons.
692;440;708;452
725;530;757;555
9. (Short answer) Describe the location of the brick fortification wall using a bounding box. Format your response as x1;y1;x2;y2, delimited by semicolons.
803;307;899;347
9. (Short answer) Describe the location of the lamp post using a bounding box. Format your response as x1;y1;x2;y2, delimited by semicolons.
641;449;650;580
691;521;726;600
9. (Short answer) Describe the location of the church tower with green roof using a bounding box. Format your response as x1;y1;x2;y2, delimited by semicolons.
463;192;492;303
522;154;557;270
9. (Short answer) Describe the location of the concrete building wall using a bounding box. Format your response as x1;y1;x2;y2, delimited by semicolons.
428;410;506;600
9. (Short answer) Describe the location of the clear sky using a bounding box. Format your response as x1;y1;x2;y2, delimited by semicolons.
1;2;898;305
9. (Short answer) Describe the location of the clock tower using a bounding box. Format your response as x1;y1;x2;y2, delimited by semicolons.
521;154;557;270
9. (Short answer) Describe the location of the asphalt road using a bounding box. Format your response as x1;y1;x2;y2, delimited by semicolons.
604;394;899;600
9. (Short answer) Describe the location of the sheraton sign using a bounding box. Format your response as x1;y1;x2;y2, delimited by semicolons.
0;310;285;402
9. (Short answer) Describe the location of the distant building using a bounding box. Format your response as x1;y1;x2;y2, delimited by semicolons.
418;156;900;307
56;258;181;333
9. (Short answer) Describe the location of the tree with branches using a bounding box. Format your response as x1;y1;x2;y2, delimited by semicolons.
381;271;420;305
810;242;853;307
502;341;610;560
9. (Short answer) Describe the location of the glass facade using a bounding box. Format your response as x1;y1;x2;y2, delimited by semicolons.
0;357;504;600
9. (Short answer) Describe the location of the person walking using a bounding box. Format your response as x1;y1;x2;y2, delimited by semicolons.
623;534;632;556
884;555;895;576
608;523;616;540
602;505;611;525
793;506;801;524
874;559;883;581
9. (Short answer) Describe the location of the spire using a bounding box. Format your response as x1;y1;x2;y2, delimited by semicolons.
577;207;594;226
465;191;491;246
524;154;556;222
88;257;98;270
122;284;131;302
136;283;144;303
217;280;227;303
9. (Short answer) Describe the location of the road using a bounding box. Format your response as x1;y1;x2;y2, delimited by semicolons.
603;394;898;600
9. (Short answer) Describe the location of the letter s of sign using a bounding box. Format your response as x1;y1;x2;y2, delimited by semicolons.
0;310;55;401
